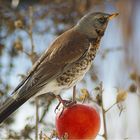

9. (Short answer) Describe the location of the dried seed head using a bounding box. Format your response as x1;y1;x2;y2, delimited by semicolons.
117;103;126;116
117;89;128;103
49;130;58;139
14;39;23;51
80;88;89;100
96;94;102;106
130;72;138;81
129;83;137;93
14;20;24;28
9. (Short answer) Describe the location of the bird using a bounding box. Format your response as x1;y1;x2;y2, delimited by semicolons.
0;12;118;123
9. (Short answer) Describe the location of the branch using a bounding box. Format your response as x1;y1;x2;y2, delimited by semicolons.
29;6;35;54
28;6;39;140
105;102;117;113
35;98;39;140
99;83;108;140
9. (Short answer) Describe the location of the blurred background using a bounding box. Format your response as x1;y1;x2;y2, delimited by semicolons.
0;0;140;139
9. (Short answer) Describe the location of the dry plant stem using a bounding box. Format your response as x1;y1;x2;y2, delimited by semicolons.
73;85;76;102
100;83;107;140
35;97;39;140
29;6;35;54
105;102;117;113
101;101;107;140
39;99;53;123
23;50;30;56
28;6;39;140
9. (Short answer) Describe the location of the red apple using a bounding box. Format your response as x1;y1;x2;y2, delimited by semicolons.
55;104;100;139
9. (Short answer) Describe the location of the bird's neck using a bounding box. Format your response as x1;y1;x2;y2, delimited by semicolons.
74;24;102;43
72;26;101;61
74;25;94;38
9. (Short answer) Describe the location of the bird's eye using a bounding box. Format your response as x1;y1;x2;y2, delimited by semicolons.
98;17;106;24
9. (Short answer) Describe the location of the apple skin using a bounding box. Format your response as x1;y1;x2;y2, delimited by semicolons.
55;104;100;139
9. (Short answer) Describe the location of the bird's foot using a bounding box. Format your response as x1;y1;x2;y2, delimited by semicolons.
55;95;77;113
61;99;77;108
55;86;77;113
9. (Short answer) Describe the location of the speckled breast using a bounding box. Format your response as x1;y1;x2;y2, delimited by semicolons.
56;42;99;88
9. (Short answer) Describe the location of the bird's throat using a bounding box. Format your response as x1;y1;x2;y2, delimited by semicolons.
95;29;105;37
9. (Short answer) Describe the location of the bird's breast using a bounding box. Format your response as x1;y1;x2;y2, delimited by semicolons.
56;43;99;88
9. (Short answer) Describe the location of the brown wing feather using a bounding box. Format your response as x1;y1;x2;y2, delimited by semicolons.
15;28;90;98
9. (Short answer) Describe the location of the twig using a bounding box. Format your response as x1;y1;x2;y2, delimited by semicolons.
100;83;108;140
35;97;39;140
22;50;30;56
105;102;117;113
39;101;52;123
29;6;35;54
28;6;39;140
101;101;107;140
73;85;76;102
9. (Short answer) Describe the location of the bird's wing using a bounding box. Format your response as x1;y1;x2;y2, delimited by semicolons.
13;28;90;99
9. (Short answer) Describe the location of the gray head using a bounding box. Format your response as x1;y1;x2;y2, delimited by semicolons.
75;12;118;39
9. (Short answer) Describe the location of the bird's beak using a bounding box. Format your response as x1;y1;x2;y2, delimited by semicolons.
108;13;119;20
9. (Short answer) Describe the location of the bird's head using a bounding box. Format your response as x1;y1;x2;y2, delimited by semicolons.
75;12;118;39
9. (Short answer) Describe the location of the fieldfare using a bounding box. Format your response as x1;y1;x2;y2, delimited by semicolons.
0;12;118;123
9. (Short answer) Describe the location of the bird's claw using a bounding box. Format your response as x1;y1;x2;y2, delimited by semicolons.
62;100;77;108
55;99;77;113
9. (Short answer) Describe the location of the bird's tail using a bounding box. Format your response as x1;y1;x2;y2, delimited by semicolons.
0;94;28;124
